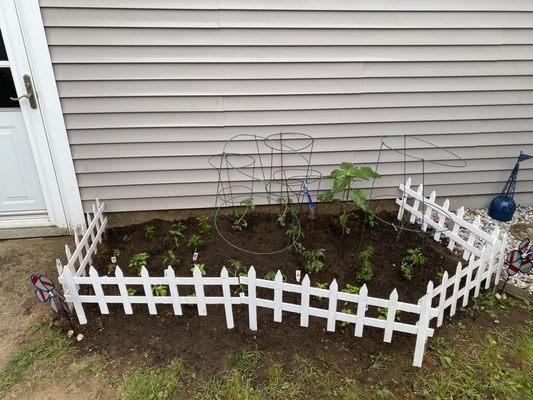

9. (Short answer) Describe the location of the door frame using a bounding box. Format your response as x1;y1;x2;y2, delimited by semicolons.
0;0;85;231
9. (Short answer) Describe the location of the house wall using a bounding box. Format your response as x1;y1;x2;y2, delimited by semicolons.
39;0;533;212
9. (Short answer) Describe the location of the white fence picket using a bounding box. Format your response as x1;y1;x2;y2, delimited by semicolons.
397;178;411;221
300;275;310;327
193;266;207;316
462;215;481;261
273;271;283;323
436;271;448;327
326;279;338;332
89;266;109;314
421;191;436;232
447;207;464;253
61;267;86;324
485;227;500;289
413;281;433;368
383;289;398;343
462;256;476;307
494;233;508;287
474;247;487;298
433;199;449;242
220;267;235;329
86;213;97;254
114;266;133;315
165;266;182;316
247;267;258;331
141;267;157;315
354;284;368;337
449;262;462;317
409;184;424;224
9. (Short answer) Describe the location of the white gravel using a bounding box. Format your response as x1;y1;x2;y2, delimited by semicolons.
460;204;533;294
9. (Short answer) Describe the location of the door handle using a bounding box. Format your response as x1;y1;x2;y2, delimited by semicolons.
10;74;37;109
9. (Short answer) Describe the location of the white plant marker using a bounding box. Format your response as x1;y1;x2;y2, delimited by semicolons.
295;269;301;282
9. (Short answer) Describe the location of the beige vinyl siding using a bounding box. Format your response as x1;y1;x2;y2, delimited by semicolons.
39;0;533;212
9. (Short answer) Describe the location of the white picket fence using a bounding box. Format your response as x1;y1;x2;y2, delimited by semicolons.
56;180;506;367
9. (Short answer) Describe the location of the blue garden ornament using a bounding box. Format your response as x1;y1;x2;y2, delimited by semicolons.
489;151;532;222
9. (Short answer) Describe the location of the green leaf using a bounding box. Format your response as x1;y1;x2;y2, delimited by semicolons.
357;166;381;181
349;189;368;209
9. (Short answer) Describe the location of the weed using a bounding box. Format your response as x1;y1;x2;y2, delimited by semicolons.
191;263;206;276
169;222;187;246
303;248;325;274
113;248;121;258
264;271;276;281
122;234;131;243
127;288;137;296
196;215;212;234
187;234;203;252
232;198;254;231
107;263;116;275
355;245;374;283
153;285;168;296
339;308;354;328
129;252;150;275
377;307;401;321
370;352;392;369
228;348;263;377
400;247;426;281
118;358;185;400
144;225;155;240
162;249;179;267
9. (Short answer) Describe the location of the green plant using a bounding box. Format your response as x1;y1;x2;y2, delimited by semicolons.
122;234;131;243
377;307;400;321
113;248;121;258
107;263;116;275
338;211;353;235
188;234;204;252
370;352;392;369
277;197;292;227
290;241;306;255
366;212;378;229
339;308;354;328
129;252;150;275
127;288;137;296
163;250;179;267
232;198;254;231
315;282;328;300
400;247;427;281
341;283;360;295
286;222;301;244
227;258;245;277
318;163;380;211
153;285;168;296
303;248;325;274
356;245;374;283
264;271;277;281
196;215;212;234
144;225;155;240
169;222;187;246
191;263;206;276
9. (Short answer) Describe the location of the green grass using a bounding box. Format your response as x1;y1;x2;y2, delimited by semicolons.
117;358;186;400
0;329;70;397
415;322;533;399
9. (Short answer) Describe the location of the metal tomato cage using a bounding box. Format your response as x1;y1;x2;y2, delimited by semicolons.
209;133;323;255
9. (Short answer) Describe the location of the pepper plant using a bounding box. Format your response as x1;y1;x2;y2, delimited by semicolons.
163;249;179;267
129;252;150;275
169;222;187;247
232;198;254;231
188;234;204;252
196;215;212;235
400;247;427;281
356;245;374;283
144;225;155;240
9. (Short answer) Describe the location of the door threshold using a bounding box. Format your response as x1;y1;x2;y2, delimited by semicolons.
0;225;69;240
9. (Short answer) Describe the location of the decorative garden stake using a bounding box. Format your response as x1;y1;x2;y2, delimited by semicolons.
500;238;532;292
30;274;78;336
302;185;315;219
489;151;532;222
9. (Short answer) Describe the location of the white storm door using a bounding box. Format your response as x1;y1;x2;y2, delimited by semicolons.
0;30;46;214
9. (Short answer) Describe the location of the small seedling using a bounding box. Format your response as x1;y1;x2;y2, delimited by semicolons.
303;248;326;274
339;211;352;235
127;288;137;296
356;245;374;283
113;249;121;258
436;267;446;283
153;285;168;296
129;252;150;275
277;197;292;227
196;215;212;234
144;225;155;240
264;271;276;281
107;263;116;275
187;234;204;252
169;222;187;246
162;249;179;267
341;283;360;295
232;198;254;231
122;234;131;243
290;241;306;255
191;263;206;276
377;307;401;321
400;247;427;281
366;212;378;229
315;282;328;300
227;258;245;277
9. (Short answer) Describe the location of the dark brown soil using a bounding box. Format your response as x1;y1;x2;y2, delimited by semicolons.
76;209;462;376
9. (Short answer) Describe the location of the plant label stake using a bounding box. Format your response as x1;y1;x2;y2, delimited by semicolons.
111;256;117;263
295;269;301;282
30;274;78;335
193;252;199;261
500;238;532;293
302;185;315;219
